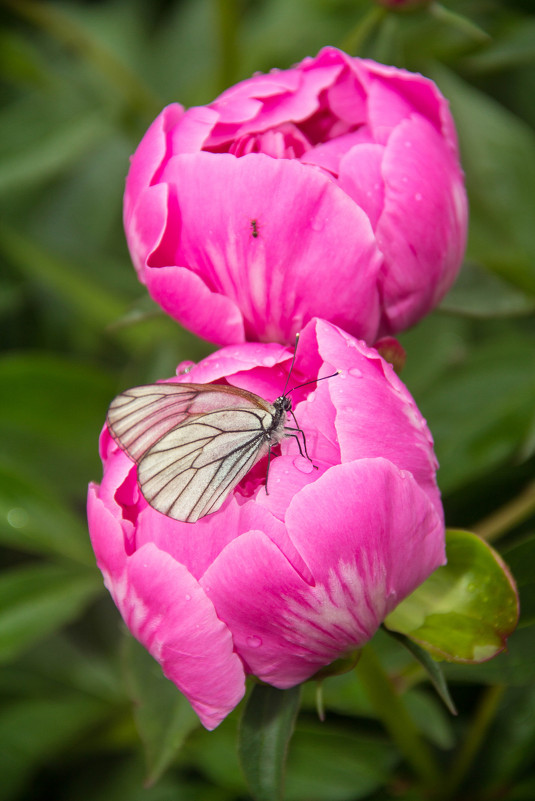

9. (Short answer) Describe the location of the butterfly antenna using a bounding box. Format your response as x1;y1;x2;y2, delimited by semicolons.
288;370;341;394
282;333;300;397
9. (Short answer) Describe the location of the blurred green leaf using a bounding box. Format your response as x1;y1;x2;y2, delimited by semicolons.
0;562;102;664
122;635;199;786
238;683;301;801
462;17;535;73
432;65;535;295
0;110;112;195
402;323;535;494
501;535;535;628
472;685;535;797
284;723;398;801
0;694;109;801
0;464;93;564
440;261;535;318
385;629;457;714
0;224;127;330
385;530;519;662
403;689;455;750
0;351;115;494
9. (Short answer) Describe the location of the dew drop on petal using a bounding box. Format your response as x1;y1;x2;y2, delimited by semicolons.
415;192;422;202
246;635;262;648
293;455;314;474
310;218;325;232
349;367;363;378
185;594;191;601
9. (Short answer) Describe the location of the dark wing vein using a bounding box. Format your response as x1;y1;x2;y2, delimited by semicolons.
137;409;274;522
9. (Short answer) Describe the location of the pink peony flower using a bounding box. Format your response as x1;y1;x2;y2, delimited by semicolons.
124;47;467;346
87;318;445;729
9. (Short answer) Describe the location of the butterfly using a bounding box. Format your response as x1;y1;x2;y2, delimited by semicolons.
106;339;338;523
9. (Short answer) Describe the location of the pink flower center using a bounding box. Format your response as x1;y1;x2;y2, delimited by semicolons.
228;122;313;159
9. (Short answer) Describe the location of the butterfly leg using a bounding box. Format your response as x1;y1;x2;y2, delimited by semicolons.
284;423;319;471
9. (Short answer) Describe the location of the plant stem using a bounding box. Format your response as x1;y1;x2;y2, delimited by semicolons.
429;2;491;44
357;644;441;793
340;6;387;56
473;480;535;542
439;684;504;800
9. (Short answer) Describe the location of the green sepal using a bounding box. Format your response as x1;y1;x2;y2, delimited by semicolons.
384;529;519;663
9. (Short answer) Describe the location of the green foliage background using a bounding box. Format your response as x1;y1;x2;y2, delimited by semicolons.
0;1;534;799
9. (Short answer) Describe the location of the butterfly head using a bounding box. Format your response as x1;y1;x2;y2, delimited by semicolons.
276;395;293;413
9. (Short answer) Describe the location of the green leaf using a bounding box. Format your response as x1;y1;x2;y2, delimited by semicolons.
0;562;102;663
0;223;127;330
122;635;199;786
0;464;93;564
0;351;116;495
384;629;457;714
384;530;519;662
440;261;535;318
284;723;398;801
0;694;109;801
432;65;535;296
400;321;535;494
501;535;535;628
238;683;301;801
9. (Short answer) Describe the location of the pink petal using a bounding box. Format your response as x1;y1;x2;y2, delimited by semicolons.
299;130;375;176
150;152;382;344
124;104;184;231
285;460;445;607
337;143;385;229
205;64;342;147
124;543;246;729
202;459;444;688
308;318;442;514
88;485;246;729
146;264;245;345
376;115;468;334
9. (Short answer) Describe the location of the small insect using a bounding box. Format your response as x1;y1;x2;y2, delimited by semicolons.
106;337;338;523
250;219;259;238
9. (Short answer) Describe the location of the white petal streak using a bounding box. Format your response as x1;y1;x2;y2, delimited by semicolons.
280;556;386;658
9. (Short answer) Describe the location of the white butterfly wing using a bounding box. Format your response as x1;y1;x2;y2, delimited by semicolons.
107;383;273;462
107;383;280;523
139;409;273;522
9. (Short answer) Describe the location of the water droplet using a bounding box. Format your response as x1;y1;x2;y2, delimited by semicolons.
185;594;191;601
415;192;422;202
7;508;28;528
310;218;325;232
293;456;314;474
246;635;262;648
349;368;363;378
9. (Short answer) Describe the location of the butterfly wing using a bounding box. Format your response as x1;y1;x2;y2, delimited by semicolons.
139;408;274;522
106;382;273;462
107;383;278;522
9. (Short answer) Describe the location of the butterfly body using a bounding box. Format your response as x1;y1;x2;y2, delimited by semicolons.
106;383;294;523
